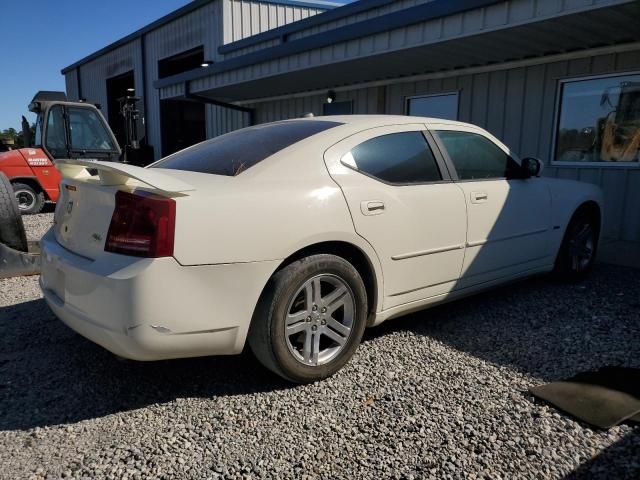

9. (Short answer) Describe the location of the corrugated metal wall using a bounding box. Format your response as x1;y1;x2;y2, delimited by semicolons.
245;86;381;122
144;1;220;156
246;48;640;242
287;0;435;42
209;0;326;137
64;40;144;123
193;0;634;94
64;72;79;100
222;0;324;58
63;0;329;158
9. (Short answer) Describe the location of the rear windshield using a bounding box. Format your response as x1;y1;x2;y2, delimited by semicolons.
151;120;343;176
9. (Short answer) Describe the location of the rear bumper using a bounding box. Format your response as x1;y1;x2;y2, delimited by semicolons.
39;230;279;360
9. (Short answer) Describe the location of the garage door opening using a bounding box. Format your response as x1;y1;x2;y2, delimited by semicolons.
106;70;135;148
160;99;206;157
159;46;207;157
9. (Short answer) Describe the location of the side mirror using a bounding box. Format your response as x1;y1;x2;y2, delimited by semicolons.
521;157;544;178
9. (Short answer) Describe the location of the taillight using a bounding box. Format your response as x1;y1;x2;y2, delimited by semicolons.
105;191;176;258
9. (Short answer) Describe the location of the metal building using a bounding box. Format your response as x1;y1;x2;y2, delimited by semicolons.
63;0;640;250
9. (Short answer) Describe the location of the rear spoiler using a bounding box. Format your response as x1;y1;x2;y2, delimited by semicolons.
56;159;194;194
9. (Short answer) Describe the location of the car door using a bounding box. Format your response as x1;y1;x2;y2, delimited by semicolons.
430;124;553;289
324;124;467;309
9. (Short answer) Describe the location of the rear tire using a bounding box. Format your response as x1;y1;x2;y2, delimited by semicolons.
0;173;28;252
248;254;368;383
12;182;45;215
554;208;599;280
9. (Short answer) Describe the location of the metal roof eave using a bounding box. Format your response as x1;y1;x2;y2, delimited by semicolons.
60;0;338;74
154;0;504;90
158;2;640;103
218;0;398;55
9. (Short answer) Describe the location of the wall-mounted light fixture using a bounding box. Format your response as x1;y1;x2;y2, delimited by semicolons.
201;61;213;68
326;90;336;104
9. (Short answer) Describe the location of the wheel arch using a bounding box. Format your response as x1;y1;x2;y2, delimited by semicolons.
263;240;381;326
573;200;602;235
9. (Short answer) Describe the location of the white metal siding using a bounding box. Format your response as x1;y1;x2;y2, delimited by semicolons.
194;0;635;94
68;0;326;159
64;71;79;100
71;40;143;123
144;1;221;157
286;0;435;42
222;0;324;58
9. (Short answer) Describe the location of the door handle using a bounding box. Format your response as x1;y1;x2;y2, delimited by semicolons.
361;201;385;216
471;191;488;203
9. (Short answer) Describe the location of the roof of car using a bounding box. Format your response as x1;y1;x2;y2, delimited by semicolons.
300;114;471;128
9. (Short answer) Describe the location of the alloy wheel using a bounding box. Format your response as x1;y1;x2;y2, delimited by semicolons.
284;274;355;366
569;223;595;272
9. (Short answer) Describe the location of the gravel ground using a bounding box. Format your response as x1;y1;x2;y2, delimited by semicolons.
21;209;55;241
1;212;638;479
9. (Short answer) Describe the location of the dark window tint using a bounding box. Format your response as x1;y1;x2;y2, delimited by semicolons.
346;132;442;184
152;120;342;176
435;130;518;180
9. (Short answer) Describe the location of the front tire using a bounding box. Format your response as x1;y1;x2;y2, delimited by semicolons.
12;182;45;215
554;208;599;280
248;254;368;383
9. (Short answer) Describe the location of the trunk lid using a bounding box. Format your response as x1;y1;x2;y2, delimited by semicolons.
53;160;194;259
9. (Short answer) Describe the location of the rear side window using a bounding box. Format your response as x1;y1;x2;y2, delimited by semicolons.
152;120;342;176
434;130;519;180
342;132;442;184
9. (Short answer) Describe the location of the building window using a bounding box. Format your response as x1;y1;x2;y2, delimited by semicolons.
554;73;640;164
323;101;353;115
406;93;458;120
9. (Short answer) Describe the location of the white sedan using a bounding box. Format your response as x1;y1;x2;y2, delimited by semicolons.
40;116;602;383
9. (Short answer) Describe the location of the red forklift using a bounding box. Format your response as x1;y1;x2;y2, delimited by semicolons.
0;91;151;214
0;91;152;277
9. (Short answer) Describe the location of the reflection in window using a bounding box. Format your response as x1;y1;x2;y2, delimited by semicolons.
555;74;640;163
407;93;458;121
68;107;117;151
435;130;519;180
345;132;442;184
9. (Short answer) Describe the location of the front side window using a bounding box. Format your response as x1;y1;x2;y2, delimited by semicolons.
68;107;117;151
153;120;342;176
45;105;67;157
407;93;459;121
342;132;442;184
435;130;519;180
555;74;640;163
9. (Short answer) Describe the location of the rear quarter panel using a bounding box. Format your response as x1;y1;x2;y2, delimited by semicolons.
167;135;385;312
